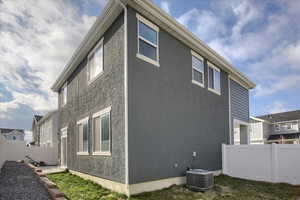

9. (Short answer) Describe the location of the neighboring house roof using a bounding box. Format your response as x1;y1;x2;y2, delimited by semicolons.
34;115;43;122
0;128;24;134
256;110;300;123
37;110;58;125
51;0;255;92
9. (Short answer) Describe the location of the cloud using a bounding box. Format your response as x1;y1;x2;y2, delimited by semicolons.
254;75;300;97
267;101;287;114
161;1;171;14
0;0;106;129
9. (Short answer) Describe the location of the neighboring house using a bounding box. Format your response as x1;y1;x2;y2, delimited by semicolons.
51;0;255;195
249;117;270;144
31;111;59;147
0;128;25;141
250;110;300;144
32;115;43;145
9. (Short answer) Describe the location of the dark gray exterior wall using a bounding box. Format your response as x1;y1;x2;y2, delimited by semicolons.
127;7;230;184
58;13;125;183
230;79;250;144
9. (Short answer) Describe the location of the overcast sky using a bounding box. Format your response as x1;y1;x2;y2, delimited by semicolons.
1;0;300;132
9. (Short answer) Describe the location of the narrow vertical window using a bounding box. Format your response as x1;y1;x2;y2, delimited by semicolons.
61;83;67;106
77;117;89;155
191;51;204;87
92;107;111;155
88;38;103;83
208;63;221;95
137;14;159;66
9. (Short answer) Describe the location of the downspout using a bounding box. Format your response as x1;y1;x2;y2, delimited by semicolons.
115;0;129;187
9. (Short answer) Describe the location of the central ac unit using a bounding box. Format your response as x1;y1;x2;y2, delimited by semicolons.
186;169;214;190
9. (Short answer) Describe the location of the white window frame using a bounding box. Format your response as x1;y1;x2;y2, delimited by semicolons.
61;83;67;107
136;13;160;67
87;38;104;85
76;116;89;156
208;62;221;95
92;106;112;156
191;50;204;88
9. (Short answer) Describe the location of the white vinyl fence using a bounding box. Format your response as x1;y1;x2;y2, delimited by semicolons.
222;144;300;185
0;136;58;171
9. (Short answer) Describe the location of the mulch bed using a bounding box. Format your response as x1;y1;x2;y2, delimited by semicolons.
0;161;52;200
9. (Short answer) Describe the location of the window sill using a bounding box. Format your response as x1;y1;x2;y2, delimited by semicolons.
136;53;160;67
192;80;204;88
92;152;111;156
208;87;221;96
77;152;89;156
88;71;104;86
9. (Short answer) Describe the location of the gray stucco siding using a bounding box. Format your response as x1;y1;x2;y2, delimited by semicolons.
127;7;230;184
58;13;125;183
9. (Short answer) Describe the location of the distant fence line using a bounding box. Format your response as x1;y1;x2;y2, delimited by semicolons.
0;136;58;171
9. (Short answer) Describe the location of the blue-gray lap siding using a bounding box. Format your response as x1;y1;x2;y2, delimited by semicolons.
58;13;126;183
127;7;230;184
230;79;250;143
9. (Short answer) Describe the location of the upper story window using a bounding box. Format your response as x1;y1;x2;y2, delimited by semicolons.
92;106;111;156
61;83;67;106
208;62;221;95
88;38;104;83
136;14;159;67
191;51;204;87
77;117;89;155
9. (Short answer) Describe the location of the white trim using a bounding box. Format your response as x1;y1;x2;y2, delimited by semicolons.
92;106;112;118
191;50;205;87
250;116;266;122
77;116;89;154
92;152;112;156
191;80;204;88
87;38;104;85
136;13;160;67
60;127;68;168
61;83;68;107
191;50;204;61
77;116;89;125
76;152;90;156
60;126;68;133
136;53;160;67
114;0;129;186
228;77;232;144
136;13;159;31
208;62;221;95
91;106;112;155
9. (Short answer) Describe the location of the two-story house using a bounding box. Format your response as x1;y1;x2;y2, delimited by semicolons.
51;0;255;195
31;111;59;148
250;110;300;144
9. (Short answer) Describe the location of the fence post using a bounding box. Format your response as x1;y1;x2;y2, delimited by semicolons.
222;143;227;175
271;143;278;183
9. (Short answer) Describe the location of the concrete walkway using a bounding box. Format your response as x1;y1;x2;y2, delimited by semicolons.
0;161;51;200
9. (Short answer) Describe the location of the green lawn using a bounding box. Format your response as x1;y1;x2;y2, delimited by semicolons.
47;172;300;200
